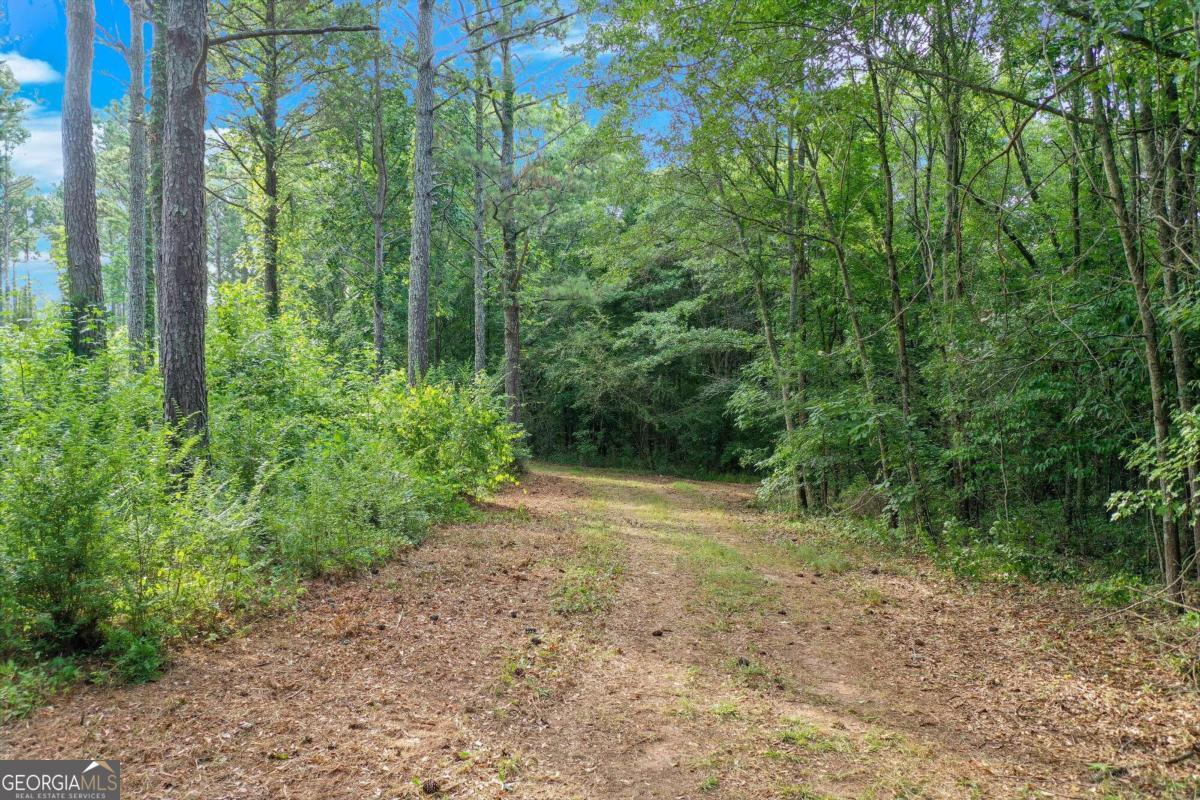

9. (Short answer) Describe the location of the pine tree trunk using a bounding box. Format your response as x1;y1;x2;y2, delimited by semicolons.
63;0;106;357
498;22;520;425
149;0;166;351
160;0;209;445
785;121;813;510
262;0;282;319
127;0;148;367
407;0;434;384
472;18;487;375
2;171;10;319
371;17;387;372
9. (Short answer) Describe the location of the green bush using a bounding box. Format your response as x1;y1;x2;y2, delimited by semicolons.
0;291;518;711
1081;573;1151;608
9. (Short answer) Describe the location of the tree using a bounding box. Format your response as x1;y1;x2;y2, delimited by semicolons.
62;0;106;356
159;0;209;441
407;0;435;383
0;64;30;312
469;3;488;374
126;0;149;364
209;0;370;319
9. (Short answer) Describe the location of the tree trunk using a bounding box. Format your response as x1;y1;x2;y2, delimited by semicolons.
498;22;520;424
407;0;434;384
786;121;813;510
160;0;210;445
149;0;166;350
1087;48;1181;604
1140;77;1200;583
127;0;148;367
371;14;387;372
472;13;487;375
2;170;10;319
261;0;282;319
211;203;222;285
63;0;106;357
868;59;928;531
752;268;801;513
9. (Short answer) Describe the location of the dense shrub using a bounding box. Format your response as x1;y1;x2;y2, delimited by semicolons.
0;291;517;705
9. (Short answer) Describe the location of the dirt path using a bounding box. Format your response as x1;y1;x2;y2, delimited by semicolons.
3;466;1198;799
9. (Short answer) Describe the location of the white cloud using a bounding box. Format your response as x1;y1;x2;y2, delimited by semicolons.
515;20;586;62
0;52;62;85
14;106;63;187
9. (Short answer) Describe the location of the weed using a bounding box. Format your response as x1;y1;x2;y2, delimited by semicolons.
552;522;622;615
861;586;887;607
0;658;80;722
710;699;740;719
777;719;851;753
777;786;834;800
496;756;522;783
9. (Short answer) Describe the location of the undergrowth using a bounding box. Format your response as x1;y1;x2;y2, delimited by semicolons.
0;286;519;717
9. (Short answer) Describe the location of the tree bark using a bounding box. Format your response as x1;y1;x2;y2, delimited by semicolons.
407;0;434;384
2;167;11;319
160;0;210;444
785;120;813;510
371;11;387;372
498;18;520;424
63;0;106;357
261;0;282;319
149;0;166;350
127;0;148;367
472;11;487;375
1140;77;1200;582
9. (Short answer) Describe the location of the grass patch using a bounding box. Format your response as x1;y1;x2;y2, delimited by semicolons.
710;699;740;719
860;586;888;607
777;718;853;753
681;537;770;617
777;786;835;800
551;521;623;615
496;635;569;699
778;535;856;574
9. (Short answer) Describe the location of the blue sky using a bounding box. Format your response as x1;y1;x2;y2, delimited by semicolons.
1;0;591;301
1;0;590;189
3;0;132;186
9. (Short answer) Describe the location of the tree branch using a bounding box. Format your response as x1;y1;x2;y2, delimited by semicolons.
207;24;377;48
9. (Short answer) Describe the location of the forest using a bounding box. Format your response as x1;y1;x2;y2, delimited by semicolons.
2;0;1200;796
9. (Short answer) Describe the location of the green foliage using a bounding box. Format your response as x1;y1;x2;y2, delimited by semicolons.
0;294;517;690
0;657;79;722
103;629;166;684
932;518;1078;584
1082;574;1153;609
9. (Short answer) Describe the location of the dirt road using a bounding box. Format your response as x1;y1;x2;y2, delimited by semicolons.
4;466;1197;798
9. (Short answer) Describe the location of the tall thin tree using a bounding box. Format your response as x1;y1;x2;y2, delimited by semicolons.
407;0;434;384
63;0;106;356
370;1;387;371
160;0;210;442
471;4;488;374
127;0;149;366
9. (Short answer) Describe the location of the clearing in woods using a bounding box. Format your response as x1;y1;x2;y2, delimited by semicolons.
3;465;1198;798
